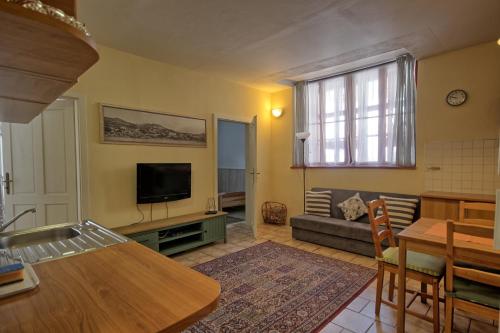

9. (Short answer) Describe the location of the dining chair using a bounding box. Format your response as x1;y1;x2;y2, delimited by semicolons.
458;200;495;227
444;220;500;333
367;199;445;333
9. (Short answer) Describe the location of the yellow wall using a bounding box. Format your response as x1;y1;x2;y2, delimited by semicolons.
270;41;500;220
66;42;499;228
68;45;272;228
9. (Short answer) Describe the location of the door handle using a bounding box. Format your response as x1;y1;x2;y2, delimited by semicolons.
2;172;13;195
248;169;261;175
248;169;261;184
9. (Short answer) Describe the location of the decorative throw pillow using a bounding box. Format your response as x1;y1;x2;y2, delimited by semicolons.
305;191;331;217
337;193;368;221
377;195;418;228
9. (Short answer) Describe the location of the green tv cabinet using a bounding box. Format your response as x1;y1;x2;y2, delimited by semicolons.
113;211;227;256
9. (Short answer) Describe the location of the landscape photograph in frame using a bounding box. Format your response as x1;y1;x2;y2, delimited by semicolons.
100;104;207;147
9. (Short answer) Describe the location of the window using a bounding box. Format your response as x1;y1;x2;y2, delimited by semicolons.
294;55;416;168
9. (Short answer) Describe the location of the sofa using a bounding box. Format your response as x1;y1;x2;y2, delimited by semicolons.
290;188;420;257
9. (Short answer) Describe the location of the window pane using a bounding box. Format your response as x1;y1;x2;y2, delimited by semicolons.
304;60;400;167
307;123;322;164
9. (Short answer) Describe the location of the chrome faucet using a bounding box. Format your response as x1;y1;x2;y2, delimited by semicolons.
0;208;36;232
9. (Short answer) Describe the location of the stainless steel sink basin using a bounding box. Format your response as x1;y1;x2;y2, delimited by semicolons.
0;220;129;263
0;227;81;249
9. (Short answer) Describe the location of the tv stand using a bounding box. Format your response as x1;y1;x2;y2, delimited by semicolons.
113;211;227;256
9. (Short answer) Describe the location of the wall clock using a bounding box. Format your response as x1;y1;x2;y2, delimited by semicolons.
446;89;467;106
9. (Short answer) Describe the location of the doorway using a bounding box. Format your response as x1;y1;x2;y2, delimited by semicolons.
217;120;246;225
0;98;83;231
214;115;258;236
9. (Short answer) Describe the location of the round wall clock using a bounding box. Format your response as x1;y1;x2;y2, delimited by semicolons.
446;89;467;106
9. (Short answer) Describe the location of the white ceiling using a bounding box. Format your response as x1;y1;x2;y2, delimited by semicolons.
78;0;500;92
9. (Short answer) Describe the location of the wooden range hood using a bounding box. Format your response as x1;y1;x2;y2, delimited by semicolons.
0;0;98;123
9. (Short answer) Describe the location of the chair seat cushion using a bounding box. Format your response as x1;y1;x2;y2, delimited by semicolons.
381;247;445;277
451;277;500;309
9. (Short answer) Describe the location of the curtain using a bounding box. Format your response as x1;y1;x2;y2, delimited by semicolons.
349;62;399;165
292;54;416;167
351;66;380;163
307;81;321;165
394;54;416;166
293;81;307;166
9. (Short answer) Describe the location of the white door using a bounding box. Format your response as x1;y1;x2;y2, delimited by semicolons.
1;99;79;231
245;116;258;236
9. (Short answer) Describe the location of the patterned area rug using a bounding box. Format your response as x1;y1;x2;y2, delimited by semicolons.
184;241;376;333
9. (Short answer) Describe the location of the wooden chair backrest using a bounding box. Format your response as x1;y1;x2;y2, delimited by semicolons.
445;220;500;294
367;199;396;258
458;201;495;227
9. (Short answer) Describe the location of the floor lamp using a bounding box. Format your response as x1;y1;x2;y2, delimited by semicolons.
296;132;310;213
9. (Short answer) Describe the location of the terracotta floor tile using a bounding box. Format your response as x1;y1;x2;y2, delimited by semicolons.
347;296;370;312
469;319;499;333
404;311;435;332
360;301;397;327
366;321;397;333
447;312;471;333
199;247;229;258
332;309;375;333
455;309;496;326
194;254;216;264
358;286;377;302
318;323;344;333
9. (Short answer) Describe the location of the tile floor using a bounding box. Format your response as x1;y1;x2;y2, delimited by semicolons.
171;222;499;333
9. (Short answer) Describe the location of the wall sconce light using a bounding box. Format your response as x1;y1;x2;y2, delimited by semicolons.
271;108;283;118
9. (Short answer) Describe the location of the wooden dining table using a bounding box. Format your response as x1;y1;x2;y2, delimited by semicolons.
395;217;500;333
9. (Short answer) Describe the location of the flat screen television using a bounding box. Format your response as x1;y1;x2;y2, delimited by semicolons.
137;163;191;204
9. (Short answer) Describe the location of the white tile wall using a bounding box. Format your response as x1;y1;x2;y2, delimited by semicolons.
424;139;499;194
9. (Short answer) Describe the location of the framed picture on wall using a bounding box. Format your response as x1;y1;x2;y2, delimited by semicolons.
100;104;207;147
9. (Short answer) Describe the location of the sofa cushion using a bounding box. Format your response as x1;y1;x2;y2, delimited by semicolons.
377;195;418;228
337;193;368;221
305;191;331;217
311;188;420;224
290;214;403;244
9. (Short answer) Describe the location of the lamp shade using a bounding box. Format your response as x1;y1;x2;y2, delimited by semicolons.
271;108;283;118
296;131;310;140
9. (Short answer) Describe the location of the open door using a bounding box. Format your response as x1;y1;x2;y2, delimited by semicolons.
245;116;258;236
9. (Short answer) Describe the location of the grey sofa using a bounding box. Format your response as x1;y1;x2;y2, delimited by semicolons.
290;188;420;257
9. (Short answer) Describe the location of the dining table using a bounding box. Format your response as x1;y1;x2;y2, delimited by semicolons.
395;217;500;333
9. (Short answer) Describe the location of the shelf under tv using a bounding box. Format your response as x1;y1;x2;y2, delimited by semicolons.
113;211;227;256
158;230;203;243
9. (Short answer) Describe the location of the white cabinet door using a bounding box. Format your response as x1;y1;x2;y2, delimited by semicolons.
1;99;78;231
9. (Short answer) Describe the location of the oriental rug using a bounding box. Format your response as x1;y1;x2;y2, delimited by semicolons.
184;241;376;333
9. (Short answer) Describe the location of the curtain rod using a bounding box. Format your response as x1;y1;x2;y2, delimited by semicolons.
304;58;398;84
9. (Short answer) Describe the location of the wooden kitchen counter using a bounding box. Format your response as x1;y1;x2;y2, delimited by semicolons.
421;191;495;203
420;191;495;220
0;242;220;333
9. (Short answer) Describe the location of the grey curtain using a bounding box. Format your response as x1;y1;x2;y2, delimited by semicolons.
293;81;307;166
394;54;416;166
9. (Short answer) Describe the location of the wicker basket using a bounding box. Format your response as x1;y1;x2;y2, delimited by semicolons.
261;201;287;225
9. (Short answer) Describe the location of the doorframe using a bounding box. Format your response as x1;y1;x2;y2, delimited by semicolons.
212;113;256;224
60;93;90;222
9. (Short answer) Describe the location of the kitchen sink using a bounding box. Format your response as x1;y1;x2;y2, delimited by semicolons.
0;227;81;249
0;220;129;263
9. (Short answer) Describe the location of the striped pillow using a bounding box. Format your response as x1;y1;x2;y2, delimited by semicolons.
305;191;331;217
377;195;418;228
